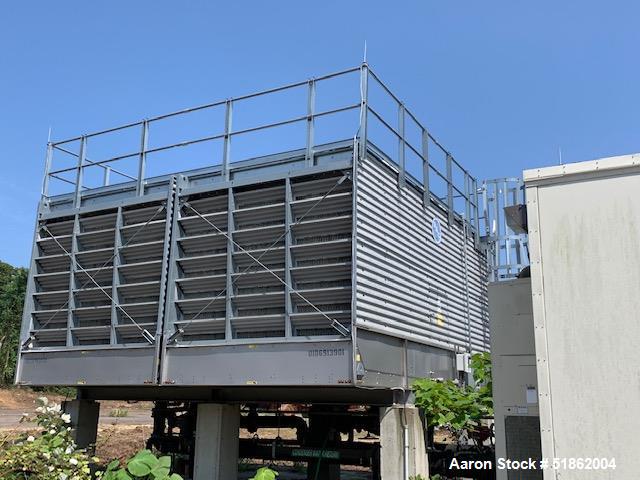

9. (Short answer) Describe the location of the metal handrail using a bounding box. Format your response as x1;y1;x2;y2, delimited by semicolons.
42;63;479;240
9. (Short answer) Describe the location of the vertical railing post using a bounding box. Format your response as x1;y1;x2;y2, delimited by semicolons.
464;171;471;231
472;178;480;245
502;180;511;276
446;153;454;225
103;166;111;187
493;181;501;276
222;99;233;181
397;103;406;188
74;136;86;208
305;80;316;166
42;142;53;198
358;63;369;160
137;120;149;196
421;129;430;208
482;181;490;242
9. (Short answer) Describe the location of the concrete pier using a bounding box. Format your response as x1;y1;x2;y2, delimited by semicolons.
379;405;428;479
62;399;100;452
193;403;240;480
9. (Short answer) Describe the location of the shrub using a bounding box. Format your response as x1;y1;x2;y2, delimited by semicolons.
0;397;94;480
412;352;493;432
108;408;129;418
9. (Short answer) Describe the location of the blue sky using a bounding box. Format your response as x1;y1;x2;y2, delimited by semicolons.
1;1;638;267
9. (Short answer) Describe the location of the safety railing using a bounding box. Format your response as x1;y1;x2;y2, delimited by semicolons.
42;64;479;239
361;66;479;241
481;178;529;281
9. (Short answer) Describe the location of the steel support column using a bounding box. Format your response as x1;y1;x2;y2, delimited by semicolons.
109;207;123;345
225;187;235;339
284;177;293;337
66;214;80;346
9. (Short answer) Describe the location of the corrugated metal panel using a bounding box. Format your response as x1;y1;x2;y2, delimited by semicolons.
355;155;489;352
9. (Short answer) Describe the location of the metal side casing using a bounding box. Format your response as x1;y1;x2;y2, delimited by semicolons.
524;153;640;480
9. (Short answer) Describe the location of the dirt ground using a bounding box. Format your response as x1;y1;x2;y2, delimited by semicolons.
0;387;154;463
0;387;153;430
0;388;375;478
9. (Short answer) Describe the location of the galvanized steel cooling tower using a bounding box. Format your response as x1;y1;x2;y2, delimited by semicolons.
16;64;489;403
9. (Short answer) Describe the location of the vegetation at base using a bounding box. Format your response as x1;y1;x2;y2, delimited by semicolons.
109;408;130;418
249;466;279;480
0;397;184;480
0;396;94;479
412;352;493;432
0;261;27;385
99;450;182;480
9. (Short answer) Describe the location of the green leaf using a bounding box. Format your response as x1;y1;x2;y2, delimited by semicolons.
168;474;183;480
133;449;153;458
128;457;153;477
158;456;172;468
134;450;158;467
250;466;279;480
107;459;121;472
116;470;133;480
151;466;170;479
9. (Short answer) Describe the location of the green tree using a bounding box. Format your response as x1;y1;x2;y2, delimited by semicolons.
0;260;28;384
